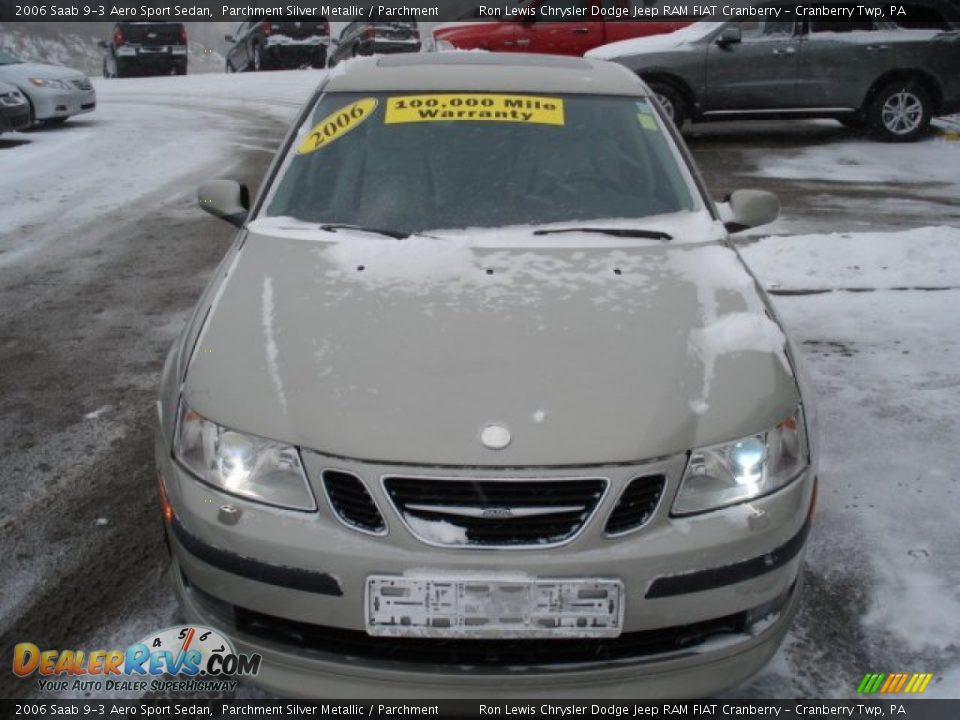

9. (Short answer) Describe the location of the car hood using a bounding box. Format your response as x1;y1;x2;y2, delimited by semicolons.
586;22;714;60
0;62;86;82
184;219;799;466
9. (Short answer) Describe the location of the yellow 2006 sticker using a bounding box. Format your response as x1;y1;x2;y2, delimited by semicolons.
297;97;378;154
384;94;564;126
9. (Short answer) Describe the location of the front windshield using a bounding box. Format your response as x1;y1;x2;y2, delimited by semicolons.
0;51;23;65
265;91;699;234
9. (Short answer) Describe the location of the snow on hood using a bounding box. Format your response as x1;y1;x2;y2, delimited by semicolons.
184;227;798;466
586;22;715;60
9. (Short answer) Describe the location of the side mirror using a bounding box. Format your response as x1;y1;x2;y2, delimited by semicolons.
716;27;742;47
198;179;249;227
718;190;779;233
97;40;108;49
224;35;235;43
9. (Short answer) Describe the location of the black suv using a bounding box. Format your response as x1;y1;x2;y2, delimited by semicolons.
327;21;421;68
224;19;330;72
100;22;187;78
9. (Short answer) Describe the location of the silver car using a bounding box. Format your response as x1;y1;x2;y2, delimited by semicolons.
0;50;96;125
156;52;818;698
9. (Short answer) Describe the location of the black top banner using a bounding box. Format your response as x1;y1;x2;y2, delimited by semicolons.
1;0;958;23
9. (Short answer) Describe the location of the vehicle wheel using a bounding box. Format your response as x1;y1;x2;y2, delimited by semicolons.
867;81;932;142
647;80;688;130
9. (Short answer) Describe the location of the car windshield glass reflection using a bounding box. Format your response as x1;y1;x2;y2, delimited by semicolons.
266;92;697;235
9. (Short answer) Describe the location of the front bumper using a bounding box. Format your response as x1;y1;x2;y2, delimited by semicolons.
156;416;814;697
26;86;96;120
173;562;801;698
0;102;30;131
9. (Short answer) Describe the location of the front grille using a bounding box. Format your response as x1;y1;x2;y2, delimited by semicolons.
384;476;606;547
189;583;748;667
605;475;666;535
322;471;385;534
72;79;93;91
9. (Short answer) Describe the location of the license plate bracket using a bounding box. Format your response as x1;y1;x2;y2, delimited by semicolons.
366;574;623;638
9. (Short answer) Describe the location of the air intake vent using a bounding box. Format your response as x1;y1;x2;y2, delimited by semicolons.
384;476;607;548
605;475;666;535
322;471;386;534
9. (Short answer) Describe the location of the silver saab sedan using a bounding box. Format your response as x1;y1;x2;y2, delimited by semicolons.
156;52;818;698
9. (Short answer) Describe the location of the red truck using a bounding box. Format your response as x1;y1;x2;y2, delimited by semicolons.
433;1;688;56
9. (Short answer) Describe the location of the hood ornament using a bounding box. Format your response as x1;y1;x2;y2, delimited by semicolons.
480;424;511;450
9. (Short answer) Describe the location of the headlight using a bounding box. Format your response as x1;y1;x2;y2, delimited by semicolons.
673;406;809;515
174;402;316;511
28;78;71;90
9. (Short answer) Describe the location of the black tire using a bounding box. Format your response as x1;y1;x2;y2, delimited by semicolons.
867;80;932;142
647;80;688;130
175;65;187;76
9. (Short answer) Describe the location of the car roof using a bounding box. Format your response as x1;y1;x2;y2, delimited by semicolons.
324;53;649;96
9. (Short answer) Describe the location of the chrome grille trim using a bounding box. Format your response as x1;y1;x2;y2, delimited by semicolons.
381;474;610;550
320;468;388;537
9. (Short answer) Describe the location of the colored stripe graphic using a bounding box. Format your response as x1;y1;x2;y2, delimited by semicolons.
857;672;932;694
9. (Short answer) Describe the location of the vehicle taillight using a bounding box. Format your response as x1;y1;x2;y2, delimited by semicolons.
113;29;124;46
262;22;272;35
179;27;187;45
363;26;376;41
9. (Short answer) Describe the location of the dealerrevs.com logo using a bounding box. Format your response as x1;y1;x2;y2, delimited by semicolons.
13;626;261;693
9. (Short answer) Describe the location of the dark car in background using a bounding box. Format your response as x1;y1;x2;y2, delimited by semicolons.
224;19;330;72
327;21;421;67
587;20;960;142
100;22;188;77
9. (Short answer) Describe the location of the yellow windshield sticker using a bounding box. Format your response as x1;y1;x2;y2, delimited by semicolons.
384;94;564;126
637;112;658;131
635;100;659;132
297;98;378;154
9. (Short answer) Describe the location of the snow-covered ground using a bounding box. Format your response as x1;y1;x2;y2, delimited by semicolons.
1;71;959;699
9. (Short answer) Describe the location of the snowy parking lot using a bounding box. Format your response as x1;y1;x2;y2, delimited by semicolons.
0;71;958;699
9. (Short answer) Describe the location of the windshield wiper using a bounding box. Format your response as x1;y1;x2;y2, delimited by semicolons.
320;223;410;240
532;227;673;241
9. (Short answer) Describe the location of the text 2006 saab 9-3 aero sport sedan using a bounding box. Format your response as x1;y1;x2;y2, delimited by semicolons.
155;53;818;698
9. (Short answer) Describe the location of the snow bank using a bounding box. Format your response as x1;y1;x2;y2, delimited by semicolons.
740;226;960;291
747;134;960;188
